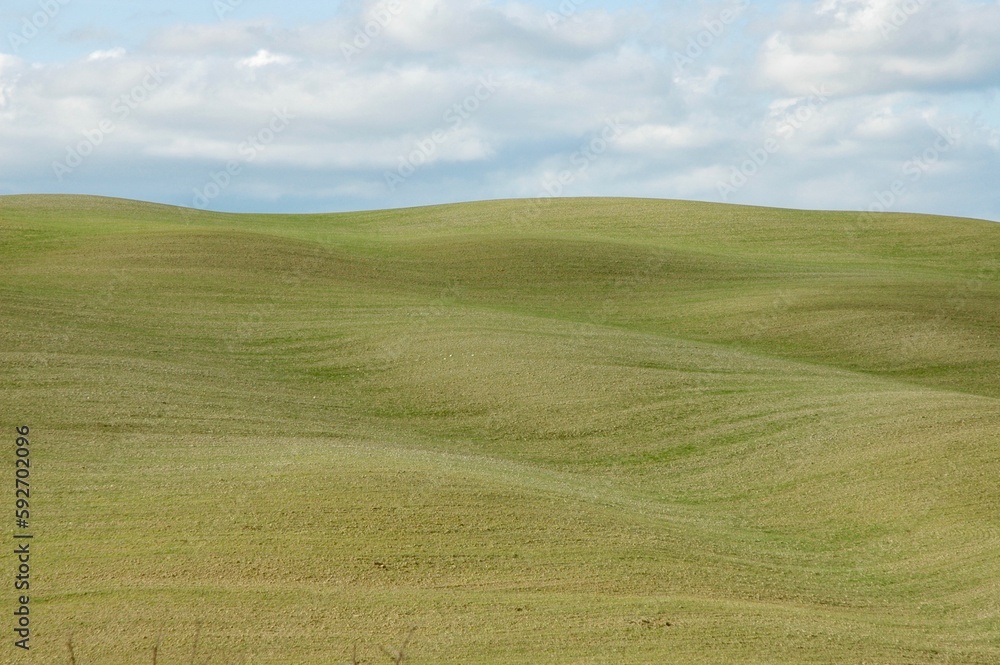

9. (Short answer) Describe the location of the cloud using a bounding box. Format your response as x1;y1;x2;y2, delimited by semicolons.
87;48;127;61
237;49;296;69
0;54;22;110
146;21;280;56
0;0;996;221
755;0;1000;96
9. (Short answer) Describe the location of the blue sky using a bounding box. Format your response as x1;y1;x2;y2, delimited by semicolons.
1;0;998;219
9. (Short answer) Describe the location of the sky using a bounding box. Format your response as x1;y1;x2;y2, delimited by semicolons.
1;0;998;219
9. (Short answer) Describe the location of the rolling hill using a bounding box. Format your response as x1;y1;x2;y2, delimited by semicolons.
1;195;997;663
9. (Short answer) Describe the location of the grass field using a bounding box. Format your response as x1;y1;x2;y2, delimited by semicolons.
1;194;997;663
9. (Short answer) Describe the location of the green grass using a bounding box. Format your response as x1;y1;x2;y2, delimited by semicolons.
1;194;998;663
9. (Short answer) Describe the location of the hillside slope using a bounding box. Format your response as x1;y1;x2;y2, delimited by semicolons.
1;195;997;663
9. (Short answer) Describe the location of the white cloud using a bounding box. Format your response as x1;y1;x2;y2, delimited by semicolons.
617;124;715;151
87;48;127;61
238;49;296;69
0;54;23;111
756;0;1000;96
0;0;996;221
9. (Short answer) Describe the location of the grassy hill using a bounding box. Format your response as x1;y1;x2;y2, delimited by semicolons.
1;194;997;663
